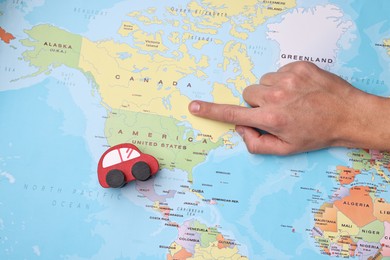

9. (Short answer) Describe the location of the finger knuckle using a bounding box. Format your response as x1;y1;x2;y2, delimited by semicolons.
242;87;252;101
246;142;259;154
266;89;287;102
264;112;286;128
222;107;238;122
279;72;298;88
259;73;273;84
292;61;315;73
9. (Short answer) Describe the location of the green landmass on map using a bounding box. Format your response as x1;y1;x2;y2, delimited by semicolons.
105;109;223;182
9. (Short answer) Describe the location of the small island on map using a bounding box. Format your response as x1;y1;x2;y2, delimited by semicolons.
0;27;15;44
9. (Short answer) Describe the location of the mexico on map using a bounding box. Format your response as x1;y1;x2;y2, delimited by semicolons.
1;0;390;259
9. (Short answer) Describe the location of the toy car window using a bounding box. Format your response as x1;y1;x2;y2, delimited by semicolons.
120;148;140;161
102;150;121;168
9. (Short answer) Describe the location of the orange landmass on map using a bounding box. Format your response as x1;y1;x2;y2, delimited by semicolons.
217;234;230;249
314;203;338;232
334;186;376;227
337;236;357;257
0;27;15;44
374;198;390;222
337;166;360;185
168;248;192;260
322;247;331;256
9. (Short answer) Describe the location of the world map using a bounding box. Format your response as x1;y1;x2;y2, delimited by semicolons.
1;0;390;259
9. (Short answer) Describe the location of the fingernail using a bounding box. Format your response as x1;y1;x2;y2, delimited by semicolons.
189;101;200;113
236;126;245;138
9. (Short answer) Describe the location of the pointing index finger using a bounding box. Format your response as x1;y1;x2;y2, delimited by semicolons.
188;100;266;129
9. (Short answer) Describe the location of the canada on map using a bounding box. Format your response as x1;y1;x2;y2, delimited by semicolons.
1;0;390;260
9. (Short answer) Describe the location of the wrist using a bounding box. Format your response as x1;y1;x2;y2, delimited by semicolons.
335;93;390;151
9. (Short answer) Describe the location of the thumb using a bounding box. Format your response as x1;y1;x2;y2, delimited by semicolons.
236;126;293;155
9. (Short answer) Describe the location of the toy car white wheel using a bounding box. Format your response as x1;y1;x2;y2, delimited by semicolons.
132;161;151;181
106;169;126;188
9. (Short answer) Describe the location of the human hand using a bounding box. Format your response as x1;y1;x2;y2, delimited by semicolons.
188;61;388;155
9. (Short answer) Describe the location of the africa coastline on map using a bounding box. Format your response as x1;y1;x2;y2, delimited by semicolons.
1;0;390;259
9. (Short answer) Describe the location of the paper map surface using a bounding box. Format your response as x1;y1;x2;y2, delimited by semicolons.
1;0;390;259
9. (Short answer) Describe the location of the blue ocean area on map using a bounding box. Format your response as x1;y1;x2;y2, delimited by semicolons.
0;80;102;258
24;1;118;33
0;77;182;259
337;1;390;96
191;146;348;258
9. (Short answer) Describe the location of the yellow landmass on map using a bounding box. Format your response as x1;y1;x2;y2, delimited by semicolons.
172;20;180;27
223;41;257;93
134;30;168;52
117;21;168;52
187;1;229;27
189;21;218;35
384;39;390;56
182;24;190;31
128;11;140;17
78;36;234;142
192;241;248;260
337;211;359;236
167;242;183;259
168;32;180;44
212;83;240;104
137;15;163;25
188;0;297;39
125;8;162;25
169;1;296;41
229;25;249;40
118;21;139;37
167;235;247;260
214;39;223;45
20;21;245;163
192;40;209;49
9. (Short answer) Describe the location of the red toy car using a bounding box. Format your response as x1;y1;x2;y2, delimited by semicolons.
97;143;159;188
